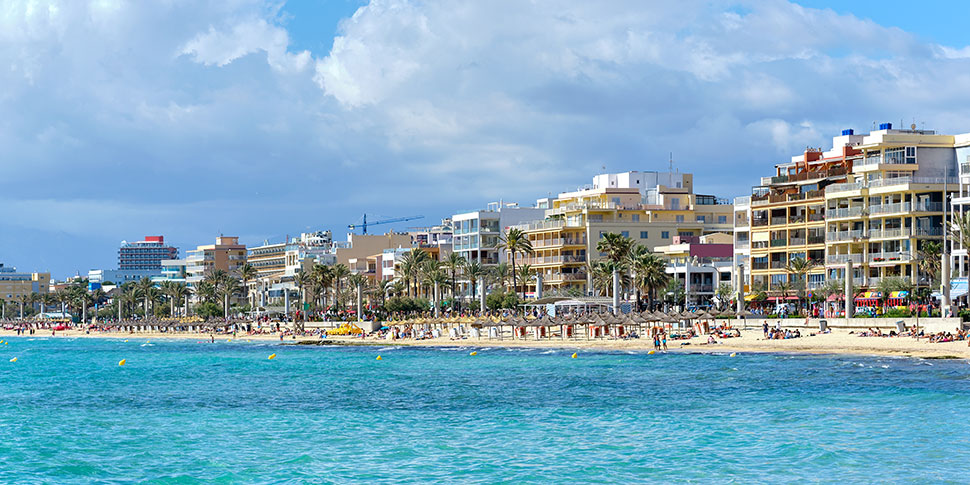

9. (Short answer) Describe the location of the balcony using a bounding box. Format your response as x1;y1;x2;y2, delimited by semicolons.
912;202;944;212
827;230;866;242
828;206;865;219
915;227;943;237
752;262;769;270
752;218;769;227
735;241;750;249
827;254;864;265
770;217;788;225
868;176;958;189
807;212;825;222
734;196;751;207
869;227;911;239
770;260;787;269
789;237;806;246
688;284;714;293
807;235;826;245
870;251;912;263
826;181;866;193
869;202;910;215
770;238;787;247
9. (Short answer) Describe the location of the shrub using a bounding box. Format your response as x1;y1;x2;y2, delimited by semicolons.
486;290;520;310
883;308;912;318
195;302;223;319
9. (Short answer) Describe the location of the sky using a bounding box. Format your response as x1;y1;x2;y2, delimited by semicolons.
3;0;970;278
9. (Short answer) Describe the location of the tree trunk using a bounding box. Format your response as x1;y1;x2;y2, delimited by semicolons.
612;270;620;315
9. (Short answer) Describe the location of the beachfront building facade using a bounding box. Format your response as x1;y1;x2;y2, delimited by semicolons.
118;236;178;270
88;268;162;286
516;172;733;296
185;236;247;285
248;231;337;310
452;202;546;268
948;134;970;304
653;233;735;307
0;263;50;305
737;124;960;307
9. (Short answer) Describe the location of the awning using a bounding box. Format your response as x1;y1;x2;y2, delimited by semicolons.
888;291;909;299
768;296;798;301
826;294;843;301
744;294;759;301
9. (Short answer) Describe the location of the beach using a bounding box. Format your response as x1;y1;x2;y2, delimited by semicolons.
4;326;968;359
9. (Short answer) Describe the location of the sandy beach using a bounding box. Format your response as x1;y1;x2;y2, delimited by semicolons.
3;327;968;359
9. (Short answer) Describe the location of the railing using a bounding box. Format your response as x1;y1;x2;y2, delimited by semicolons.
770;238;787;247
734;196;751;206
752;262;769;270
770;261;788;269
869;228;910;239
870;251;911;262
532;238;585;247
689;284;714;293
912;202;943;212
852;277;865;286
752;218;769;227
826;181;866;193
808;235;826;245
868;177;958;189
869;202;910;215
808;212;825;222
827;254;864;264
915;227;943;236
735;241;750;249
827;230;866;242
789;237;806;246
828;207;865;219
788;216;805;224
771;217;788;225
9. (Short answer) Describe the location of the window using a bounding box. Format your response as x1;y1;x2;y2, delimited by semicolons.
696;215;706;223
632;214;640;222
621;231;629;238
662;231;670;239
718;215;727;224
676;215;684;223
640;231;648;239
905;146;917;164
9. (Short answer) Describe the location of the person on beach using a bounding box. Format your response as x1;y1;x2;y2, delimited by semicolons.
763;322;769;338
661;331;668;351
653;334;661;351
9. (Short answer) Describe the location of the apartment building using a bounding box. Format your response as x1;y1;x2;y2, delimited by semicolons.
738;124;959;300
0;263;50;303
185;236;247;285
452;202;546;267
516;171;733;295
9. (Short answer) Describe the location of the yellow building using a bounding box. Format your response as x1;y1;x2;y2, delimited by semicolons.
0;263;50;311
739;124;959;301
517;171;733;294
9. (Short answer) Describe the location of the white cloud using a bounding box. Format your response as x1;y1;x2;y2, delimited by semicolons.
180;18;311;72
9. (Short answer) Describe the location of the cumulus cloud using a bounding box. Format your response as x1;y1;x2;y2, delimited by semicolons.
4;0;970;276
180;18;311;72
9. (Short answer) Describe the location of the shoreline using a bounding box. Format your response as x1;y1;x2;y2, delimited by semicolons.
3;328;968;360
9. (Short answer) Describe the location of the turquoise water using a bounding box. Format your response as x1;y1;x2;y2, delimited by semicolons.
1;338;969;483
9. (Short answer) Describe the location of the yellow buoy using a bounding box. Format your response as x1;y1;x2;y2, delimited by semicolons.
571;352;578;359
118;359;126;366
268;353;277;360
469;351;477;356
729;352;737;357
648;350;656;355
376;355;382;360
123;340;128;342
9;357;17;363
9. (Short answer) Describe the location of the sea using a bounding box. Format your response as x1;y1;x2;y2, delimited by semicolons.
1;337;968;483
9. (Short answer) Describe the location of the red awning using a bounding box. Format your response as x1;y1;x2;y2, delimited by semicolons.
826;294;843;301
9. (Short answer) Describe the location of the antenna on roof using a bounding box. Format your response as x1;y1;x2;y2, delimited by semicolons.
669;152;673;172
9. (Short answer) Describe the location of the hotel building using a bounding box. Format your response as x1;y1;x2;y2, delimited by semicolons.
185;236;247;285
118;236;178;270
738;124;959;301
0;263;50;303
515;171;733;295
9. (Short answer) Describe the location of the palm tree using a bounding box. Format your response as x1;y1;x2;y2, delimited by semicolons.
916;240;942;286
237;263;258;310
626;244;650;310
785;257;817;313
293;269;313;314
398;249;429;297
443;252;467;311
497;227;534;299
347;273;368;319
463;260;486;310
217;277;242;319
516;264;535;297
161;282;189;317
17;292;34;319
330;264;350;310
375;279;393;309
135;277;155;316
195;280;217;304
311;263;333;309
596;232;634;314
948;210;970;252
492;262;512;291
715;283;734;310
420;260;448;315
122;282;140;317
633;252;668;311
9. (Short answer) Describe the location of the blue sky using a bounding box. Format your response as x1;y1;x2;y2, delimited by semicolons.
2;0;970;278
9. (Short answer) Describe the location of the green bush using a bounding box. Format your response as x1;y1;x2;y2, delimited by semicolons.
195;302;223;319
959;309;970;322
883;308;912;318
486;290;520;310
384;297;430;314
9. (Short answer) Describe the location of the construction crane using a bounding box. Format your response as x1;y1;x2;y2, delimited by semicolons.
348;214;424;235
